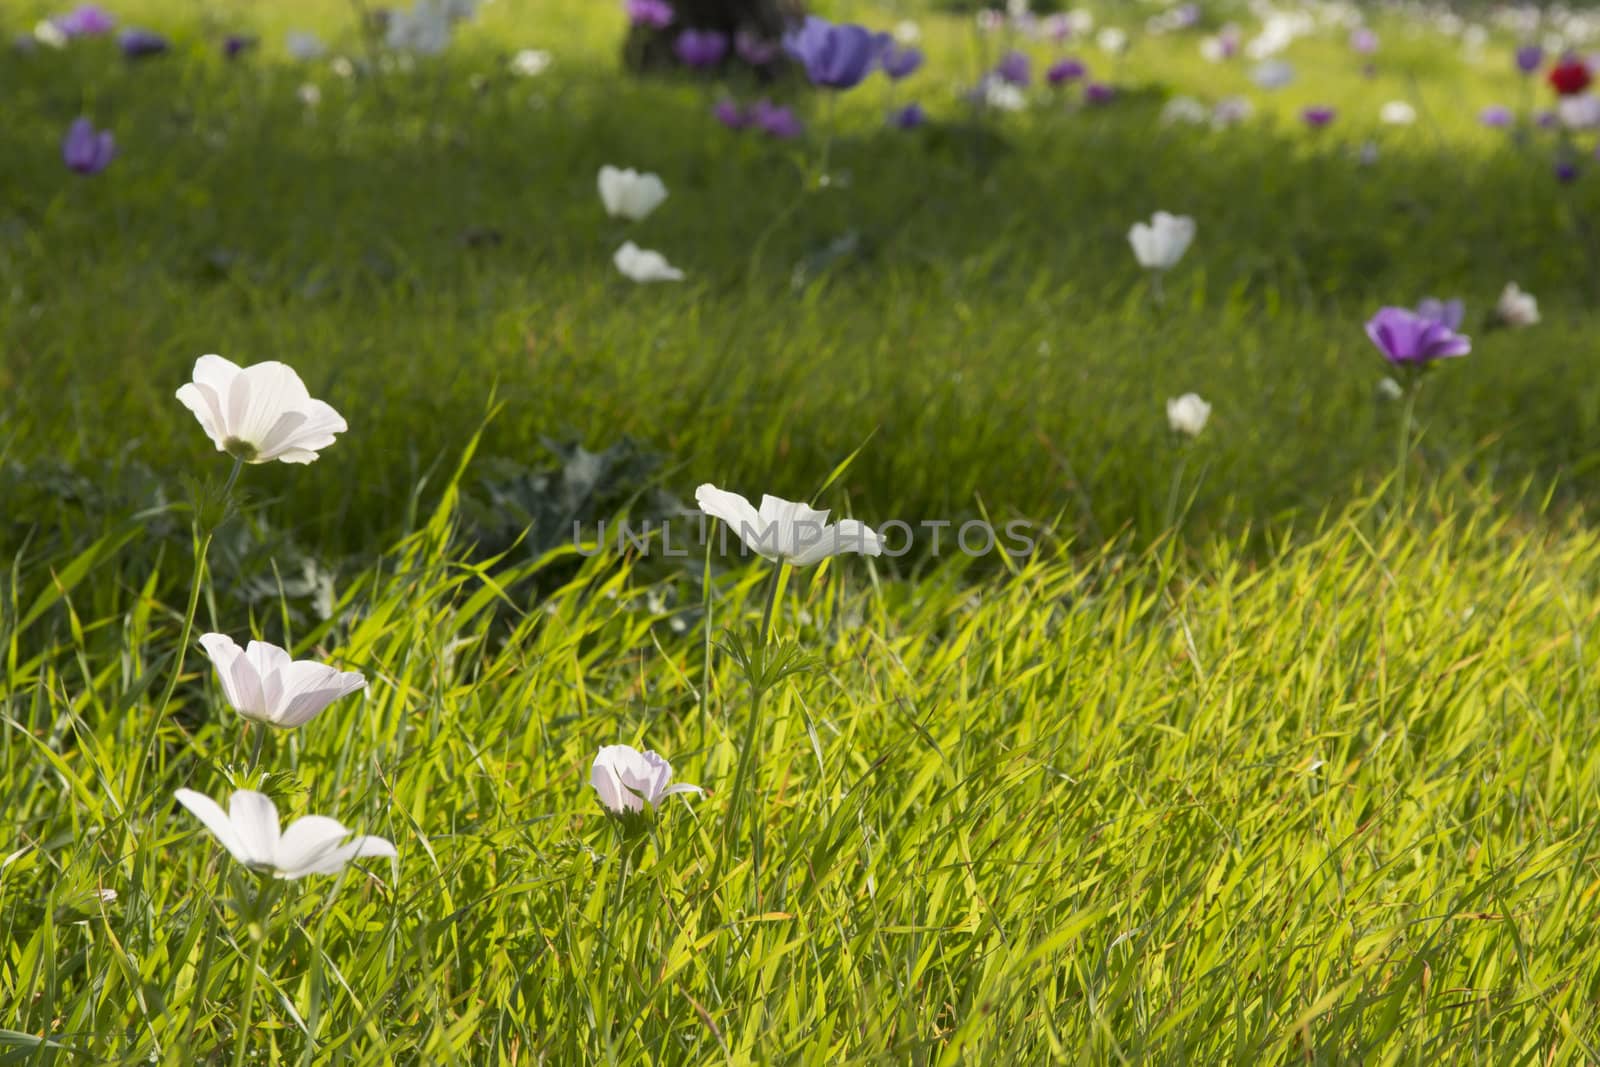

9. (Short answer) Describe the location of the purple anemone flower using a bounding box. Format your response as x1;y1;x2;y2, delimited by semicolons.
627;0;674;29
1302;105;1337;128
223;34;256;59
119;28;169;58
1084;81;1116;105
674;28;728;68
54;4;114;37
1516;43;1543;74
1047;57;1086;85
1416;298;1464;331
62;117;115;175
751;99;803;138
880;42;923;80
783;16;878;90
1556;158;1580;183
713;99;747;129
735;28;778;66
888;102;927;129
1350;27;1378;55
1479;104;1513;128
994;50;1030;86
1365;307;1471;365
1535;109;1558;129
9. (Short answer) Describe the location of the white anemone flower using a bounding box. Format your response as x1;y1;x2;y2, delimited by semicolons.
1159;96;1209;126
1166;393;1212;437
597;166;668;221
1495;282;1539;327
198;634;366;729
176;355;347;464
695;484;883;565
614;241;684;282
983;78;1027;112
590;745;701;815
33;20;68;49
1096;26;1128;54
174;789;395;879
510;48;552;77
1128;211;1195;271
1380;100;1417;125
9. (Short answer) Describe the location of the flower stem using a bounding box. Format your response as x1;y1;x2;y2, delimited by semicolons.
759;563;786;646
232;878;276;1067
1394;375;1420;514
818;92;837;187
1163;449;1189;530
128;524;214;810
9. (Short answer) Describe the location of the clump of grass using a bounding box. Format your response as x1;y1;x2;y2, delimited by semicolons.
6;472;1600;1061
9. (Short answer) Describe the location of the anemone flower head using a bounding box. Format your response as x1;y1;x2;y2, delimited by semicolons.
695;484;883;566
119;28;169;58
1301;105;1337;128
1251;58;1294;89
783;16;878;89
1166;393;1211;437
1558;93;1600;129
1549;55;1593;96
510;48;551;76
889;102;927;129
285;30;325;60
713;99;747;129
61;118;115;175
590;745;701;816
734;28;779;66
597;165;668;221
1096;27;1127;54
673;28;726;68
614;241;684;282
1084;81;1116;104
1349;27;1378;54
750;99;803;138
994;49;1030;86
1128;211;1195;271
1047;57;1085;85
54;4;114;37
1516;43;1544;74
176;355;348;464
174;789;395;879
1364;307;1471;365
626;0;673;30
1479;104;1513;128
1380;100;1415;125
198;634;366;729
880;42;923;80
1416;298;1464;331
1495;282;1539;327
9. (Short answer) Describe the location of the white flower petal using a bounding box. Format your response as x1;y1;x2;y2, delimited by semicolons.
274;814;356;878
228;790;281;866
174;788;250;865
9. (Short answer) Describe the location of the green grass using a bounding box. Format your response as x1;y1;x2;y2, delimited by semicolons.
4;0;1600;1061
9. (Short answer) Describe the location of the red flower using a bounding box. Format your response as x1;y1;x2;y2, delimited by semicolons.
1549;58;1593;96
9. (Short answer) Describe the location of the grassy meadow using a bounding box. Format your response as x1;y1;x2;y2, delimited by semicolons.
4;0;1600;1061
